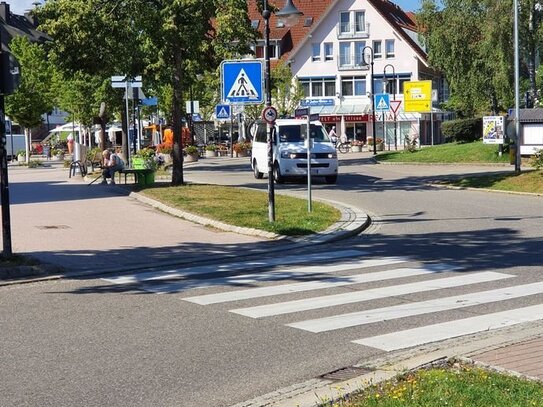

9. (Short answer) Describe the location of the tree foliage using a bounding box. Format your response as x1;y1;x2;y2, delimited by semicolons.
418;0;514;117
418;0;543;116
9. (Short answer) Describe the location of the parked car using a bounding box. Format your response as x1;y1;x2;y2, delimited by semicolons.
250;119;338;184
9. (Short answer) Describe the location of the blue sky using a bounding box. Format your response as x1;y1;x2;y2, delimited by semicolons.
5;0;34;15
394;0;422;11
8;0;422;18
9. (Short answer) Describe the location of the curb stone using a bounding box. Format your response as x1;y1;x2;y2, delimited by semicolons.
0;193;369;285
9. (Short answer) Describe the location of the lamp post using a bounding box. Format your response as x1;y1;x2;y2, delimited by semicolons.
262;0;302;222
514;0;521;173
383;64;397;150
362;46;376;155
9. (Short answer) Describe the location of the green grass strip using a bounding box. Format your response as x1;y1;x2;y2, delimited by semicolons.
377;141;511;164
140;184;341;236
326;362;543;406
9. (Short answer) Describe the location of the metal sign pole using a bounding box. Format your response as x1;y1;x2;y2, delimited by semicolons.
306;114;312;212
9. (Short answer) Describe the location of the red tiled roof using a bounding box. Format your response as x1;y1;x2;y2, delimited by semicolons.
247;0;335;64
247;0;427;65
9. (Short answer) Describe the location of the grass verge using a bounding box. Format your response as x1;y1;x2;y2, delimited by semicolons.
377;141;511;164
322;361;543;406
139;184;341;236
438;169;543;194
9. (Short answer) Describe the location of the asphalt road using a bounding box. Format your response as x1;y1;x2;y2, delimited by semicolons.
1;154;542;407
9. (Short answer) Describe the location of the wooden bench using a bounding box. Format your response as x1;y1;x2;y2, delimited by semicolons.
118;168;154;184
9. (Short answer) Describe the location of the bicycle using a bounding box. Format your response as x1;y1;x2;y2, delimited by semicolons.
336;141;352;154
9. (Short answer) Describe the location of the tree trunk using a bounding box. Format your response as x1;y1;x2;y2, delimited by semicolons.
171;50;185;186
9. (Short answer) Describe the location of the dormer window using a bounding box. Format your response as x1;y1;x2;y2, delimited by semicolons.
251;20;259;29
304;17;314;27
276;20;285;28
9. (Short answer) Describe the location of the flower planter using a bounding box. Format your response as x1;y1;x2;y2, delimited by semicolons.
137;170;156;186
235;150;248;158
350;145;362;153
185;153;199;162
52;154;65;162
205;150;217;158
17;154;26;163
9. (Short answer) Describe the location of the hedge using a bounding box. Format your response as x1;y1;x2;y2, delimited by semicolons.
441;117;482;143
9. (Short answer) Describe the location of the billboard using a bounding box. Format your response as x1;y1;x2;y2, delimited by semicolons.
482;116;505;145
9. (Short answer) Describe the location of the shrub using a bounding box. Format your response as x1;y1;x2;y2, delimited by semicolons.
367;138;383;145
16;149;26;157
51;148;64;156
233;142;251;153
156;143;172;154
28;160;43;168
531;149;543;170
205;144;217;151
184;145;199;155
351;140;364;146
441;117;482;143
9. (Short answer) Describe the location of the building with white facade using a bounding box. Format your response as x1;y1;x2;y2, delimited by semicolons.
248;0;448;148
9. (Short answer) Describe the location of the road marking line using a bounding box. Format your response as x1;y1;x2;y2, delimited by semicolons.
102;250;372;284
353;303;543;351
290;274;542;332
141;257;407;294
233;272;512;319
183;264;457;305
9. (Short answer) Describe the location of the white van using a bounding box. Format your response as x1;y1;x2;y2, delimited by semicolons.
250;119;338;184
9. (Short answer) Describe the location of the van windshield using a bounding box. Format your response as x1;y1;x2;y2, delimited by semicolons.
278;124;329;143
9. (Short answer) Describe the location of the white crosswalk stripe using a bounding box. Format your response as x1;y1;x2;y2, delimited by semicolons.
233;271;513;319
183;265;455;305
140;257;406;294
102;250;377;285
99;250;543;352
353;304;543;351
289;277;543;333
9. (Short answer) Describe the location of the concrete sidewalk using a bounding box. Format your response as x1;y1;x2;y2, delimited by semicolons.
1;163;368;283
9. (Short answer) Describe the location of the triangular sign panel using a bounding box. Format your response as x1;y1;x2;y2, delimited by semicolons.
227;68;259;99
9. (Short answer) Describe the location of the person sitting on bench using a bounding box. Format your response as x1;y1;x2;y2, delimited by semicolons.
101;150;124;185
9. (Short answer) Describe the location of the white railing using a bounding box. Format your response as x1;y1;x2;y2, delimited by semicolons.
337;22;370;38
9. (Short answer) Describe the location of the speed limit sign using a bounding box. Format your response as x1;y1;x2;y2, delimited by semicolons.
262;106;278;124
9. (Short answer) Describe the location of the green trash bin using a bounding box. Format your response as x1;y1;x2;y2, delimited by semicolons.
145;171;155;185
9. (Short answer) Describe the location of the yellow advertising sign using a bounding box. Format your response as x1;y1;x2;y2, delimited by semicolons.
403;81;432;113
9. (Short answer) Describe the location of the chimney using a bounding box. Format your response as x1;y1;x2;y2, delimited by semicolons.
0;2;10;24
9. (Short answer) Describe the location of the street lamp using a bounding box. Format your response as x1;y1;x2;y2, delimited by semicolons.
262;0;302;222
362;46;376;155
383;63;397;150
514;0;521;173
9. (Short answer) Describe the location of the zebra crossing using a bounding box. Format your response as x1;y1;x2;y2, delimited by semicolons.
102;250;543;352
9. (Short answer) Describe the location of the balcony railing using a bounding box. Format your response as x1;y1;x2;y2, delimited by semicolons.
338;54;370;71
337;22;370;38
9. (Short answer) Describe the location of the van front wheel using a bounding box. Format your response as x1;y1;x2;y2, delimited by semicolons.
274;163;285;184
253;161;264;179
325;175;337;184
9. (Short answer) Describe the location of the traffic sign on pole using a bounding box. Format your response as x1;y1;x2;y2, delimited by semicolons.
262;106;278;124
215;104;231;120
374;93;390;112
390;100;402;114
221;60;264;104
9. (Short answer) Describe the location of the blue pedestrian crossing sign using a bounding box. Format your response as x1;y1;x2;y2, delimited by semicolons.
221;60;263;104
215;104;231;120
375;93;390;112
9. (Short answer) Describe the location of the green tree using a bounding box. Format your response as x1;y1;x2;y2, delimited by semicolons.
271;61;304;118
418;0;514;116
5;37;54;162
